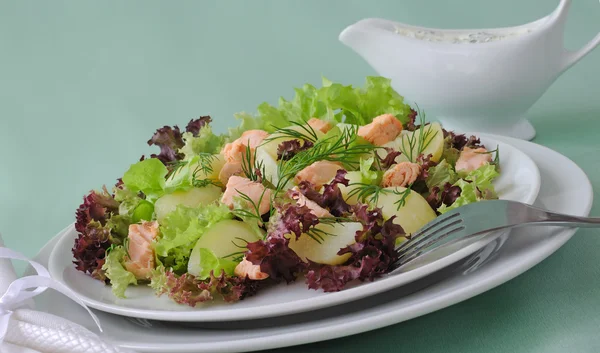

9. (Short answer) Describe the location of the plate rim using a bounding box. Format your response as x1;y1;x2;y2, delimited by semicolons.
47;135;541;322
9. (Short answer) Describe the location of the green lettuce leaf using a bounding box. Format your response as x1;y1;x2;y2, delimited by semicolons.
319;76;412;126
122;158;167;199
114;186;142;216
461;163;499;195
229;84;332;139
426;160;458;189
190;248;238;280
180;125;226;160
228;112;264;140
105;215;131;239
149;265;168;295
438;179;478;214
102;245;137;298
155;204;233;273
438;164;500;214
163;156;197;192
359;157;381;185
442;135;460;166
229;76;410;139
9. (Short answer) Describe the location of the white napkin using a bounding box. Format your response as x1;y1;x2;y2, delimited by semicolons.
0;234;136;353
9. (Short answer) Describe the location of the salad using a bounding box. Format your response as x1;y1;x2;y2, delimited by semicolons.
72;76;499;306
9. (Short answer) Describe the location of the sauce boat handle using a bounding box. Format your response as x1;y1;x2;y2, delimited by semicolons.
560;1;600;71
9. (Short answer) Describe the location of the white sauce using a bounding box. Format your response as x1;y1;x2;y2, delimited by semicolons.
394;27;533;43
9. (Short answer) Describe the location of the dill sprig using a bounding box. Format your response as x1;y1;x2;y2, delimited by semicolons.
194;153;217;176
221;238;250;262
263;121;320;144
165;160;188;180
493;145;500;168
240;143;265;182
396;107;438;163
306;226;329;244
473;144;501;172
273;126;377;196
190;153;222;188
347;183;412;211
230;187;273;233
305;216;362;243
166;154;222;187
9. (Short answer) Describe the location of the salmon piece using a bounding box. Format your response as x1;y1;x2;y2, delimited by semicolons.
294;161;343;189
290;187;332;218
307;118;332;134
222;130;269;164
221;176;273;215
455;147;492;172
382;162;422;187
218;161;244;186
234;257;269;280
124;221;159;280
358;114;403;146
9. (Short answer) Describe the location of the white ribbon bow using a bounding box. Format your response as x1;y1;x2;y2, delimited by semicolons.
0;247;102;345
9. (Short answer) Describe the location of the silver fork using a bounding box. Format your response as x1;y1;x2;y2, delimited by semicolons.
395;199;600;267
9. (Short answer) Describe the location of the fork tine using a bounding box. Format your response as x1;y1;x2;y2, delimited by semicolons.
397;225;466;266
397;218;463;259
396;212;461;253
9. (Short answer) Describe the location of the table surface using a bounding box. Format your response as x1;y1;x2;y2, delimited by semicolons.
1;1;600;352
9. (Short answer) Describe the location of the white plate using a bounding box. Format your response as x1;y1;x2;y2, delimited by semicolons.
33;134;592;352
47;135;540;322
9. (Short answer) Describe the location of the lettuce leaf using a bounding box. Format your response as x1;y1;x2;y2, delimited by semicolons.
306;204;405;292
155;204;233;273
150;267;255;305
438;179;478;214
229;76;411;139
426;160;458;189
229;85;330;139
191;248;238;280
102;245;137;298
438;164;499;214
114;186;142;216
359;157;381;185
112;185;153;224
180;125;225;160
319;76;412;125
461;164;499;196
163;155;197;192
122;158;168;199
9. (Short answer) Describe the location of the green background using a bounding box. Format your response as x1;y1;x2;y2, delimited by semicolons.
1;0;599;352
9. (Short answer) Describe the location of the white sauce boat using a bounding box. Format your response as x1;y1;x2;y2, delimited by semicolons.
339;0;600;140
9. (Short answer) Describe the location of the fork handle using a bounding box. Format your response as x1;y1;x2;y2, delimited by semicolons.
523;212;600;228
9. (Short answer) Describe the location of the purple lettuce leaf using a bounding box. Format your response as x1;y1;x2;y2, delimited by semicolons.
297;169;351;217
185;116;212;136
245;203;319;283
306;204;405;292
155;269;257;306
426;182;462;211
277;139;314;161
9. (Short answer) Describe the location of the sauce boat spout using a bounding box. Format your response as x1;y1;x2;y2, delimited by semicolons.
338;18;393;58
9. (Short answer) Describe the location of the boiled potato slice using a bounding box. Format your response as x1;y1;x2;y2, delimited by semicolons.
338;171;362;205
255;146;280;186
154;185;222;222
375;186;436;235
377;123;444;163
288;222;363;265
188;219;264;277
